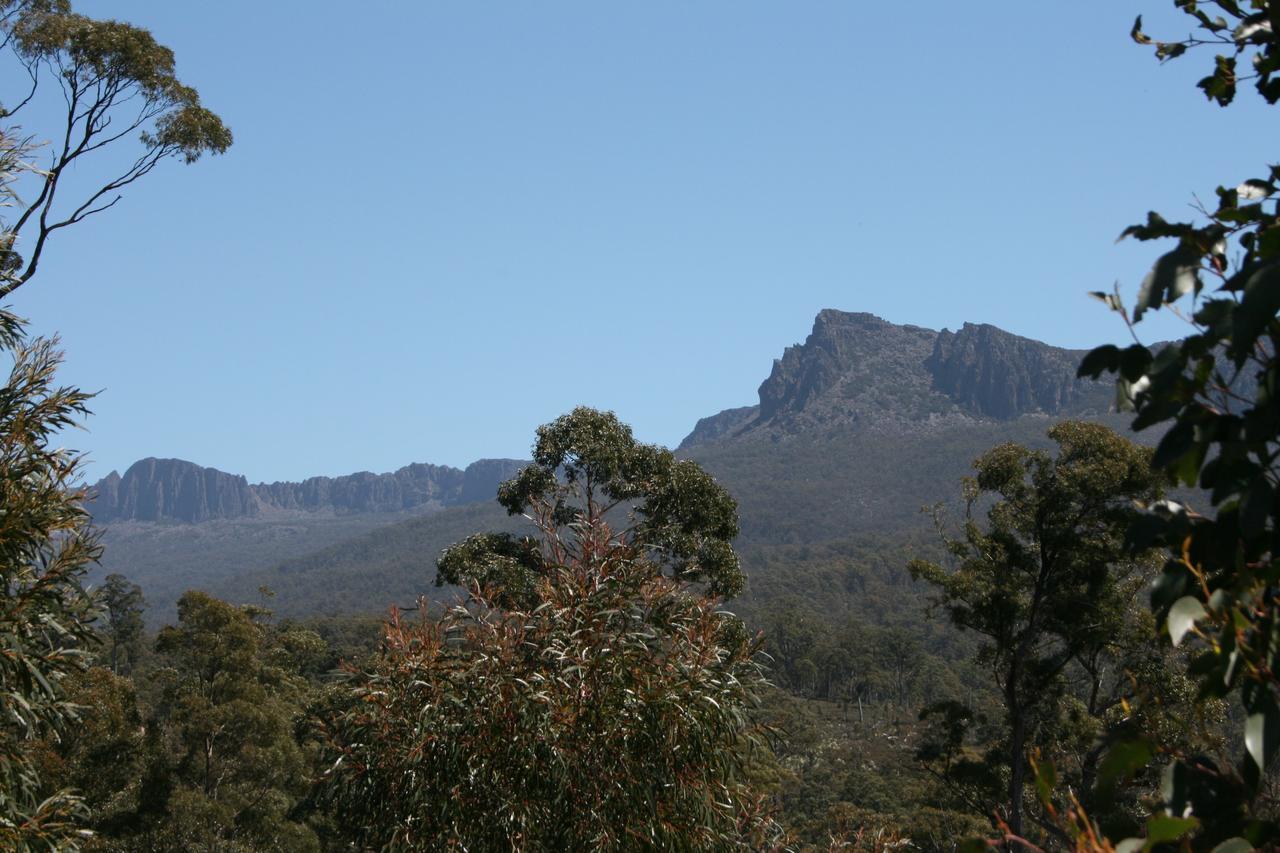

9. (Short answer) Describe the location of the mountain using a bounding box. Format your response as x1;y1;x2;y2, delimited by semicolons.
87;457;527;624
88;458;526;523
90;460;258;525
211;309;1133;622
681;310;1111;449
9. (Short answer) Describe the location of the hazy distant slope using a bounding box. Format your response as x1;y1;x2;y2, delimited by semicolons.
212;501;524;619
94;511;423;625
686;413;1135;546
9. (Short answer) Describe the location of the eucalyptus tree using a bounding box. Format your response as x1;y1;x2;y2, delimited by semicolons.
139;592;320;852
0;0;231;296
910;422;1166;841
1076;0;1280;846
317;408;781;850
0;307;99;850
98;574;144;676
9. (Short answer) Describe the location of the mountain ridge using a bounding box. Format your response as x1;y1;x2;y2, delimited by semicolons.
680;310;1111;449
88;457;527;524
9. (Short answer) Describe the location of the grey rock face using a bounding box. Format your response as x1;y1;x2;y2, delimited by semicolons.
459;459;527;504
681;309;1112;448
255;463;465;514
90;458;260;523
925;323;1107;419
88;456;528;524
756;311;942;422
678;406;760;450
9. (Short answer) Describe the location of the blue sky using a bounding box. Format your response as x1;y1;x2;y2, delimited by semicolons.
10;2;1276;482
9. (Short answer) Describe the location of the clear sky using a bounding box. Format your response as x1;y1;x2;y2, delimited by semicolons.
9;2;1275;483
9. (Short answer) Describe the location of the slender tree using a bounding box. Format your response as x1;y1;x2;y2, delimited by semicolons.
910;422;1165;840
437;405;744;602
98;574;144;676
0;0;231;296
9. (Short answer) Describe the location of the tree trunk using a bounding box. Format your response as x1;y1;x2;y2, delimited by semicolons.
1007;705;1026;839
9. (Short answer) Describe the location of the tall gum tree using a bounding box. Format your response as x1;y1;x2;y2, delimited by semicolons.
0;3;228;847
316;408;781;851
910;422;1165;842
0;0;231;296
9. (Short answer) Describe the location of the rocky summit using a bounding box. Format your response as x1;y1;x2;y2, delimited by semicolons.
681;310;1110;448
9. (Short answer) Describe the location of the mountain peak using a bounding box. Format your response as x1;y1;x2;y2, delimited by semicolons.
90;458;259;524
681;309;1111;448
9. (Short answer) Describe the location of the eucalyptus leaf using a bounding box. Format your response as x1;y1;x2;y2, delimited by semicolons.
1145;814;1199;843
1168;596;1208;647
1247;710;1267;773
1210;839;1256;853
1237;179;1275;200
1135;245;1202;321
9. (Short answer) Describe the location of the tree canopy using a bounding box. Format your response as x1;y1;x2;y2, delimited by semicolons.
910;422;1168;842
437;405;745;602
0;0;231;296
317;408;779;850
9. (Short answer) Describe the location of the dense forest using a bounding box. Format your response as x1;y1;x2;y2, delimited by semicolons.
4;0;1280;850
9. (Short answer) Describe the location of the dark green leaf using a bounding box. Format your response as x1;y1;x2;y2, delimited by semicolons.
1079;344;1121;378
1097;738;1155;799
1135;245;1203;321
1145;814;1199;844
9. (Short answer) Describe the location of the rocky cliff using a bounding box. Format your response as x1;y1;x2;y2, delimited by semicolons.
92;458;261;523
681;309;1111;448
255;463;464;514
88;457;528;524
926;322;1108;419
756;311;945;422
681;406;759;449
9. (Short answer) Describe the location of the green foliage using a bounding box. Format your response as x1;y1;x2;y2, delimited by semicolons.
319;562;779;851
0;0;231;295
1080;1;1280;846
1130;3;1280;106
910;422;1169;840
24;590;337;851
132;592;318;851
756;599;966;710
96;574;144;676
757;689;990;851
439;406;745;598
0;308;99;851
317;409;780;850
30;667;145;837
